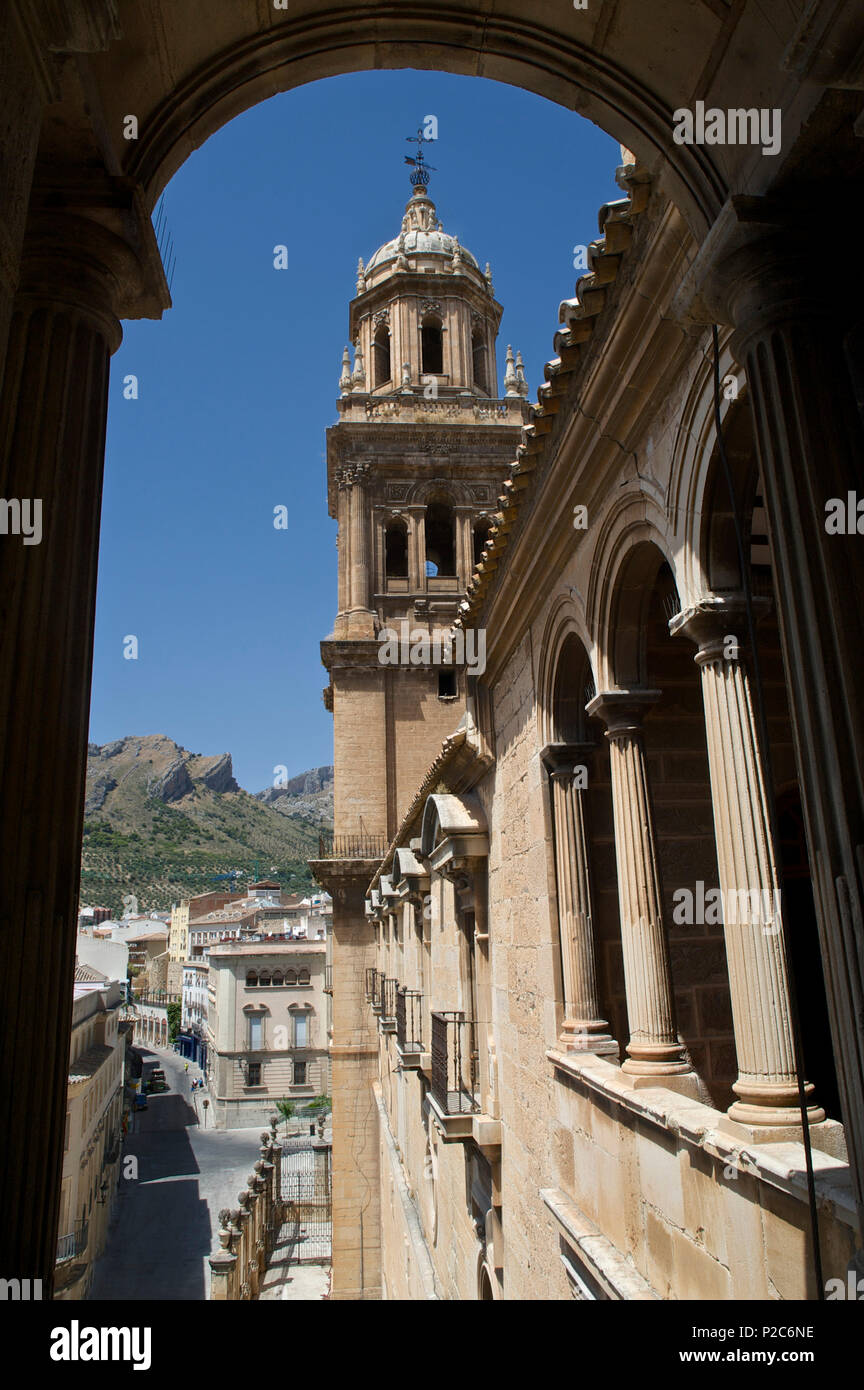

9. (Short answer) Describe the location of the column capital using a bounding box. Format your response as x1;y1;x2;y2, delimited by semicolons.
540;742;596;778
669;596;771;661
672;194;859;339
586;689;660;737
17;182;169;349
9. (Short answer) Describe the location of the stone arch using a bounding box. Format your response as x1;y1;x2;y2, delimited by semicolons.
666;334;746;609
588;502;676;690
115;6;730;237
535;595;596;749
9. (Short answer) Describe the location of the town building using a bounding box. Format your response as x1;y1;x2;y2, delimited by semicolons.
54;970;126;1300
180;960;209;1068
169;890;244;962
207;939;330;1130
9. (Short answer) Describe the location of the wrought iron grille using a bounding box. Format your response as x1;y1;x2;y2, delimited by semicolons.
396;987;424;1051
56;1221;88;1265
316;833;389;860
430;1011;480;1114
380;976;398;1021
279;1143;332;1263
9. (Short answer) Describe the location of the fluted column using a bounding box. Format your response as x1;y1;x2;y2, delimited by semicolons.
542;744;617;1055
587;692;691;1078
691;208;864;1230
672;599;823;1126
0;201;167;1287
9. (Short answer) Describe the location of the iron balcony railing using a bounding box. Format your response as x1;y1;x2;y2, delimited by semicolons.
380;977;398;1023
396;988;423;1052
56;1220;89;1266
430;1011;480;1115
316;833;389;860
324;963;333;995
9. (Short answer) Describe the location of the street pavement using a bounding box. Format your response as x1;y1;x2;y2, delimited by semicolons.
90;1044;266;1300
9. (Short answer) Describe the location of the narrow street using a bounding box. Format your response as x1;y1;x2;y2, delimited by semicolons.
90;1044;265;1300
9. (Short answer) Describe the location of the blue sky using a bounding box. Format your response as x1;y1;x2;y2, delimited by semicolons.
90;70;622;793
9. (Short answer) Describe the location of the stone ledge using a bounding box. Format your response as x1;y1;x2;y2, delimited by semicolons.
547;1049;857;1226
540;1186;658;1301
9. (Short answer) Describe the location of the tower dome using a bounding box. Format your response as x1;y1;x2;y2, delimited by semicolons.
363;188;480;279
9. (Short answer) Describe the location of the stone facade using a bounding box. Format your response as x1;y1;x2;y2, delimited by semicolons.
207;940;330;1130
353;156;862;1300
2;0;864;1298
55;977;125;1300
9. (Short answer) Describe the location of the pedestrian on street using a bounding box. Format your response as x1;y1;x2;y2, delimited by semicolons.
184;1061;189;1073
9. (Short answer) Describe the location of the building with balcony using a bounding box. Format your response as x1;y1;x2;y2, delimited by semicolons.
314;148;863;1303
207;940;330;1130
55;971;126;1300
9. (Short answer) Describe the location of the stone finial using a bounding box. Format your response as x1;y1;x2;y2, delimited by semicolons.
400;362;413;395
356;256;366;293
339;346;352;396
485;261;494;293
351;342;366;391
218;1208;231;1230
515;350;530;398
504;344;518;397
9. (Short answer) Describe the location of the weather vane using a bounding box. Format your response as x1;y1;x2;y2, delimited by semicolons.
405;125;437;190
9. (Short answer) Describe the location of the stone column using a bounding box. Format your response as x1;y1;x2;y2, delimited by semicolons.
0;202;166;1287
542;745;617;1055
693;210;864;1232
586;692;691;1081
343;461;375;637
672;599;823;1127
334;477;351;635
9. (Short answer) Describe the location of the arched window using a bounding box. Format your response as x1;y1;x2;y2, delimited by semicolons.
298;968;310;986
472;328;488;394
385;519;408;578
421;317;443;376
271;970;283;987
473;517;491;568
286;970;297;986
245;972;258;988
258;971;271;988
373;322;391;387
425;499;455;576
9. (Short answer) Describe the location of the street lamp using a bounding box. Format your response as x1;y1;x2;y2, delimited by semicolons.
202;1097;209;1128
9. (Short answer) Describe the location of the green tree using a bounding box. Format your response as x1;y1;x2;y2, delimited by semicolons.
166;1000;182;1044
274;1098;295;1136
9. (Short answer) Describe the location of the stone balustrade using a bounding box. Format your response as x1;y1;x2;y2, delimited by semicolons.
208;1119;284;1300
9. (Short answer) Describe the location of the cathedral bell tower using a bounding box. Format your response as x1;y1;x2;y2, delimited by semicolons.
313;146;531;1300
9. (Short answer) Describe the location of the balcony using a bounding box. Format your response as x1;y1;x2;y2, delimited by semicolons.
379;977;398;1032
429;1011;480;1139
365;967;377;1003
316;833;389;861
369;969;383;1013
56;1221;88;1266
395;988;424;1067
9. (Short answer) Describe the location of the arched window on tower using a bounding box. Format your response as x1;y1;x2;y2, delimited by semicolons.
385;518;408;578
425;498;455;577
473;517;491;569
472;327;488;394
373;322;391;388
421;316;444;377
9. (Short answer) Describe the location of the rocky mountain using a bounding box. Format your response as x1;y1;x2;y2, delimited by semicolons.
254;764;333;826
82;736;333;915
